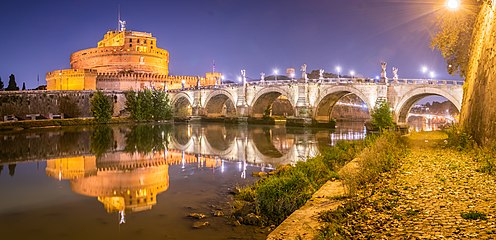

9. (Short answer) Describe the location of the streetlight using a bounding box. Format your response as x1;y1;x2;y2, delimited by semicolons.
349;70;355;79
446;0;461;11
336;66;341;79
273;69;279;81
220;75;224;85
429;71;436;79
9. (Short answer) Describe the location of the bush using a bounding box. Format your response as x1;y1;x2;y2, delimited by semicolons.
445;125;474;151
371;101;394;131
90;91;113;123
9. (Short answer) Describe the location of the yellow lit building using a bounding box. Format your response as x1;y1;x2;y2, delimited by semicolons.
47;21;219;91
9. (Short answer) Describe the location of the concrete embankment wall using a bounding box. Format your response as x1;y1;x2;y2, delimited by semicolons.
461;3;496;145
0;91;126;120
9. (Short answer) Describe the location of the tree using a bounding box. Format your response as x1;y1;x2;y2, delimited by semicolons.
90;91;113;123
125;89;173;121
6;74;19;91
22;82;26;90
431;0;482;77
371;101;394;131
0;77;4;90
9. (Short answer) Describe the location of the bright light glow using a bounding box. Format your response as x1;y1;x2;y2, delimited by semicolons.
375;76;380;80
273;69;279;75
237;76;242;82
421;66;428;74
221;75;225;80
429;71;436;79
335;66;342;73
350;70;355;76
290;73;295;78
446;0;461;10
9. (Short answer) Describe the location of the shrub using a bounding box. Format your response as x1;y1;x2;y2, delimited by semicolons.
461;211;487;220
90;91;113;123
371;101;394;131
126;89;172;121
444;125;474;151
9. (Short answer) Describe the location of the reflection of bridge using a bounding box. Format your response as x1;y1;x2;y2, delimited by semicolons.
168;78;463;124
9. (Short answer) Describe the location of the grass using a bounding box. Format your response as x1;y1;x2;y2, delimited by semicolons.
461;211;487;220
234;140;366;226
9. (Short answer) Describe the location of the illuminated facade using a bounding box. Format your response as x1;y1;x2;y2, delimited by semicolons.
47;22;218;91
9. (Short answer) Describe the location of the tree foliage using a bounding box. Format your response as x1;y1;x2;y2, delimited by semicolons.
0;77;4;90
371;101;394;131
431;0;483;77
6;74;19;91
125;89;173;121
90;91;113;123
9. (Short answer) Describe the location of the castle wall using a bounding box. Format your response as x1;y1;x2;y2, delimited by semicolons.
0;91;126;119
46;69;97;90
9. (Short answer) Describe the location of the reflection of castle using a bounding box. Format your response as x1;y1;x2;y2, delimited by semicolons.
46;153;169;216
46;20;219;91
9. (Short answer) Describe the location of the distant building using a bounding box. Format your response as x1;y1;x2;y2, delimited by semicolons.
47;22;219;91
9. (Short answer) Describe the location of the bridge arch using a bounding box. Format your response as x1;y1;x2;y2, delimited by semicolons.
314;86;373;123
172;93;193;117
203;90;237;117
394;87;462;123
250;87;296;118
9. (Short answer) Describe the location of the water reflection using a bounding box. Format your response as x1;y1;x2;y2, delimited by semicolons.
0;123;366;224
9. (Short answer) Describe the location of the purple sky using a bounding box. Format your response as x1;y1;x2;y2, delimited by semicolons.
0;0;459;89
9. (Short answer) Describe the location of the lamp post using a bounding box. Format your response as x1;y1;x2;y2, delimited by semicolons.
273;69;279;81
350;70;355;79
336;66;341;79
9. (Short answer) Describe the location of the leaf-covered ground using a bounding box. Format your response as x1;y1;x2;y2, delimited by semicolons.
333;131;496;239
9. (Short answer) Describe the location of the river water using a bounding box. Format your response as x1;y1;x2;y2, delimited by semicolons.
0;122;366;240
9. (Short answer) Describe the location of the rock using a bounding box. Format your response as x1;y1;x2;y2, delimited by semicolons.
241;213;262;226
192;221;209;229
213;210;224;217
188;213;207;219
251;171;268;177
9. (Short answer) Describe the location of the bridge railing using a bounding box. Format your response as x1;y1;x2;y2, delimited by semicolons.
165;78;464;92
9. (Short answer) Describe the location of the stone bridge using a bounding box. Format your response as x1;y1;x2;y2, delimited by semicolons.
167;78;464;124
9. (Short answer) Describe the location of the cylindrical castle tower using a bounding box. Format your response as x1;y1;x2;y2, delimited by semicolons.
70;30;169;75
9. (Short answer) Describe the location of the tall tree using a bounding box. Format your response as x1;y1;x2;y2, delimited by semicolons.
22;82;26;90
0;77;4;90
6;74;19;91
90;91;113;123
431;0;482;77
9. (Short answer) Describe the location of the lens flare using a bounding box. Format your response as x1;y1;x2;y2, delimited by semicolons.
446;0;461;11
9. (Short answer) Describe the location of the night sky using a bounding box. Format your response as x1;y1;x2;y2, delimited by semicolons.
0;0;458;89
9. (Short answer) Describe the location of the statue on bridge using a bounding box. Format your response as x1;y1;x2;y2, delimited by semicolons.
380;62;388;84
392;67;399;84
319;69;325;81
241;69;246;85
301;64;308;82
260;72;265;82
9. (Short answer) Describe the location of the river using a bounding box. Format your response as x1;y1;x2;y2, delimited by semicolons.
0;122;366;239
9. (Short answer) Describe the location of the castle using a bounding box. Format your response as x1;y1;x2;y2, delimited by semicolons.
46;21;220;91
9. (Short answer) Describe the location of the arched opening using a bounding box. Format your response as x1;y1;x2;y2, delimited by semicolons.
399;95;460;131
173;96;192;118
251;92;295;118
315;92;370;124
204;94;236;118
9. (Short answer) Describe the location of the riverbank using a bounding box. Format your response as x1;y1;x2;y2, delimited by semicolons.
312;131;496;239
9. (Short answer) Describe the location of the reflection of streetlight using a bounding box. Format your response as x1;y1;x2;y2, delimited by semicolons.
273;69;279;81
336;66;341;79
446;0;460;11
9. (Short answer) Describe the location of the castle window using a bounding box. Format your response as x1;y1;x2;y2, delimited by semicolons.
151;41;153;45
137;39;140;43
144;40;147;44
129;39;132;43
129;44;132;47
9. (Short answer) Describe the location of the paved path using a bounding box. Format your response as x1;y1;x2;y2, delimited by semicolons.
345;132;496;239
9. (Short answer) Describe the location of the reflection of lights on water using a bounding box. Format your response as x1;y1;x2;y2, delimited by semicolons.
119;210;126;224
